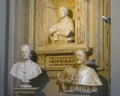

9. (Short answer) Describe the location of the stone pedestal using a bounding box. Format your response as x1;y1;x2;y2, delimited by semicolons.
66;92;91;96
13;87;39;96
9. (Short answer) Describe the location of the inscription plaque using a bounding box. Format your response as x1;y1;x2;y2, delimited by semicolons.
46;55;74;70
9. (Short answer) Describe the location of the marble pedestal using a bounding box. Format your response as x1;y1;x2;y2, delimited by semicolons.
65;91;91;96
13;87;39;96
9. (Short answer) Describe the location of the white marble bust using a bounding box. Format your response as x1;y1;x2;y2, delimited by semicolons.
10;44;42;87
49;6;74;43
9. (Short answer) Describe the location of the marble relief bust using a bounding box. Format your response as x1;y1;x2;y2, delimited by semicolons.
49;6;74;43
10;44;42;87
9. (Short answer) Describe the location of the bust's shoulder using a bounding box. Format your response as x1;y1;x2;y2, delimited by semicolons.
14;61;22;64
84;65;95;71
28;60;39;66
11;61;22;71
79;65;96;74
13;61;22;66
28;60;41;69
65;16;73;22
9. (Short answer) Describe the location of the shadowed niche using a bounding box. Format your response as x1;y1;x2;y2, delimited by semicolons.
87;60;108;96
30;50;50;96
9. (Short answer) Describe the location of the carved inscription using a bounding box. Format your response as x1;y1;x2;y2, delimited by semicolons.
46;55;74;70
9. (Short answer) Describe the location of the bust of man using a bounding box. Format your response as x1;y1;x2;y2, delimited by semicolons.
56;50;102;93
10;44;42;87
49;6;74;43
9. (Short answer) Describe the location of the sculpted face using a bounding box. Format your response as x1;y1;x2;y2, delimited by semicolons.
59;6;68;18
21;45;31;60
74;50;84;64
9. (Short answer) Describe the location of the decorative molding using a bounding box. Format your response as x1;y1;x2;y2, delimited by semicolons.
23;0;30;44
37;55;45;69
76;0;87;44
35;44;89;54
86;1;90;48
34;0;46;48
95;0;103;66
29;0;34;49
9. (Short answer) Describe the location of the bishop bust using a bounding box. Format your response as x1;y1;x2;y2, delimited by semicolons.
10;44;42;88
56;50;102;93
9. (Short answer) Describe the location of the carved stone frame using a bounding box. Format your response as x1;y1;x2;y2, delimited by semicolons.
34;0;88;52
26;0;110;71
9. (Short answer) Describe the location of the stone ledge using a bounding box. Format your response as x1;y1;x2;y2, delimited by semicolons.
35;44;89;54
